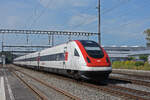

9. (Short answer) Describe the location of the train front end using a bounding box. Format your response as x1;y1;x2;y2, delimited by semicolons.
75;40;112;80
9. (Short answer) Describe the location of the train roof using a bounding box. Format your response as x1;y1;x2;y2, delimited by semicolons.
14;40;98;60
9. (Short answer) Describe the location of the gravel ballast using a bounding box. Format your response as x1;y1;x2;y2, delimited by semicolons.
13;65;123;100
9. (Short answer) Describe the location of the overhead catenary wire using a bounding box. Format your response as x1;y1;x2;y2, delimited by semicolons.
29;0;52;28
69;0;132;30
25;0;52;45
24;0;43;29
24;0;44;45
101;0;131;15
113;1;149;21
72;0;150;32
104;0;150;29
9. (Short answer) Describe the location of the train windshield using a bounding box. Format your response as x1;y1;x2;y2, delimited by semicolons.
79;40;104;58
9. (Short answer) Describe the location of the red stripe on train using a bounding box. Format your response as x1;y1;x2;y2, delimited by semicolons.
65;52;68;61
75;40;111;67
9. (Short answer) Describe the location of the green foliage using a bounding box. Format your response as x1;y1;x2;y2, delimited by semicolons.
0;51;14;64
128;57;135;61
143;28;150;47
144;29;150;36
144;62;149;66
139;55;148;62
112;61;150;71
135;61;144;66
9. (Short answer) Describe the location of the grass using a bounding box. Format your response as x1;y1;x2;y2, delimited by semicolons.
112;61;150;71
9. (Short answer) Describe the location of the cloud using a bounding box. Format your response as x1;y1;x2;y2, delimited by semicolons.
6;16;20;27
38;0;90;9
0;16;22;29
102;17;150;35
68;14;97;27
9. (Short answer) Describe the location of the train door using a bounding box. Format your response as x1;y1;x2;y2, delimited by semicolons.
73;48;80;70
69;43;80;70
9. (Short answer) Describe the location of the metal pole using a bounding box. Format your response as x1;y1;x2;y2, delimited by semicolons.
48;34;51;45
26;33;29;44
2;41;3;53
2;33;4;52
1;41;4;67
1;33;4;67
52;35;54;46
98;0;101;45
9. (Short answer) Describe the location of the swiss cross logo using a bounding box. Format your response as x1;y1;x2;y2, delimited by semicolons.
97;60;101;62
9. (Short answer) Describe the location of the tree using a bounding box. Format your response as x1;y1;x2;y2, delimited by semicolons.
144;29;150;47
0;51;15;64
128;57;135;61
139;55;148;62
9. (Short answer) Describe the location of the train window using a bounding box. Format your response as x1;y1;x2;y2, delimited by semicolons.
74;49;80;57
48;53;65;61
79;40;104;58
60;53;65;61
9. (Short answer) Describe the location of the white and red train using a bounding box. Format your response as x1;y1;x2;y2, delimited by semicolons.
13;40;112;80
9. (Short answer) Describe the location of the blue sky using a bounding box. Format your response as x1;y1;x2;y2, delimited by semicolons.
0;0;150;48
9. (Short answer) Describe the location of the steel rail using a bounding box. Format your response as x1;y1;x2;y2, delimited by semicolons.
81;82;149;100
108;84;150;98
41;70;150;100
12;70;48;100
12;65;149;100
112;71;150;79
110;76;150;87
15;69;81;100
43;71;150;100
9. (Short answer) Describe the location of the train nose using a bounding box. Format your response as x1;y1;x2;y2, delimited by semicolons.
97;60;101;62
86;57;111;67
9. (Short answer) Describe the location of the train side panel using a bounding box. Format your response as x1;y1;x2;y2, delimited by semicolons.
66;41;86;70
38;44;67;69
13;40;112;80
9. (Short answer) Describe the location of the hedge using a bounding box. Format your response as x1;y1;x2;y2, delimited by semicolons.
112;61;150;70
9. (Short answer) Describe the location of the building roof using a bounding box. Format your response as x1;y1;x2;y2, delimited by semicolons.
104;46;150;58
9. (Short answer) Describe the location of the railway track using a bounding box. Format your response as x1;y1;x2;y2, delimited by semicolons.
112;71;150;80
12;70;48;100
12;65;150;100
11;67;81;100
82;82;150;100
110;75;150;87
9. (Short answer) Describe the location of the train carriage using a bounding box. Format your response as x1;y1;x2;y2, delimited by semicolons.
14;40;112;80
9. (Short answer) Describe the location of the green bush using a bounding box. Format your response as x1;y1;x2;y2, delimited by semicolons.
112;61;150;71
128;57;136;61
144;62;150;67
139;55;148;62
135;61;144;66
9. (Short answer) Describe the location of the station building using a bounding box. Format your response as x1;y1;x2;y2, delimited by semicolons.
103;46;150;62
1;46;150;64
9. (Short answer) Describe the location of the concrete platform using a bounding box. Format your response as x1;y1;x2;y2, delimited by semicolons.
0;65;38;100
